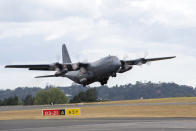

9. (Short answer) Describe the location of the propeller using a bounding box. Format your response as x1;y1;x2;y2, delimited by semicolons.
35;62;67;78
53;62;64;71
35;44;65;78
143;51;148;58
122;54;129;60
56;54;61;63
53;62;68;76
119;54;133;73
135;58;147;66
136;52;149;66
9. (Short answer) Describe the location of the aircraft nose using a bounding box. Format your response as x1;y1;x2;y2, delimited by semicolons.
116;59;121;67
113;56;121;68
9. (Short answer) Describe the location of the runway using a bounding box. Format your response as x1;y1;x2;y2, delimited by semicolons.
1;118;196;131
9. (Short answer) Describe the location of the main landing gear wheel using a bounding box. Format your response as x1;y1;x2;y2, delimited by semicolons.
111;73;116;77
100;78;109;85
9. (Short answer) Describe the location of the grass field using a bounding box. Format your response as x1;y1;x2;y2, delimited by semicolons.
1;97;196;120
88;97;196;104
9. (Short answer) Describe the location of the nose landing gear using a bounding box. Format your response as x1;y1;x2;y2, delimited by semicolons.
111;73;116;77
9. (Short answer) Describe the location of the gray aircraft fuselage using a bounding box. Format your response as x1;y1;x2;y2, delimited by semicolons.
65;56;121;85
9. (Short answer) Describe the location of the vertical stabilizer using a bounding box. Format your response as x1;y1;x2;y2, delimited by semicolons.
62;44;72;63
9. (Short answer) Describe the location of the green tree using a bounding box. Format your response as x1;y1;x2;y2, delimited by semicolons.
23;95;34;105
70;88;97;103
0;95;21;105
34;88;68;105
34;90;49;105
48;88;68;104
70;92;86;103
86;88;97;102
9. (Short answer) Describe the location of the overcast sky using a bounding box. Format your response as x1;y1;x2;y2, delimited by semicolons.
0;0;196;89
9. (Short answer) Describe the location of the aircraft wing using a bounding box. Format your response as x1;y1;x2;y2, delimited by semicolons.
5;64;54;71
5;62;89;71
122;56;176;65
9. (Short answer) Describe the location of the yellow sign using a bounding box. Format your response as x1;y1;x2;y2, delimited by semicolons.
66;108;80;116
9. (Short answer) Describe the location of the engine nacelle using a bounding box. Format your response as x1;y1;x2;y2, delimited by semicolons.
118;65;132;73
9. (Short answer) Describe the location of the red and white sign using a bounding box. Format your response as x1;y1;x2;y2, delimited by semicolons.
42;109;60;116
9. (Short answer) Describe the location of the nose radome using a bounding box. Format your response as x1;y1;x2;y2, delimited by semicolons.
112;56;121;67
117;59;121;67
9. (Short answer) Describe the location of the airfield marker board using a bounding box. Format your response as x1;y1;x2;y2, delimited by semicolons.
42;108;80;116
42;109;65;116
66;108;81;116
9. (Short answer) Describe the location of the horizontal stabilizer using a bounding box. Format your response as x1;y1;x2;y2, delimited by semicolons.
35;75;57;78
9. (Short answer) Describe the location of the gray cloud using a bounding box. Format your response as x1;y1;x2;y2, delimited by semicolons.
0;0;196;89
0;0;100;22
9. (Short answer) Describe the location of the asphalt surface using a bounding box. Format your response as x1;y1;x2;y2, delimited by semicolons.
1;118;196;131
1;102;196;111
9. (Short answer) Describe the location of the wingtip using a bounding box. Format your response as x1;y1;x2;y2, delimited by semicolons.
34;76;45;78
4;65;19;68
164;56;176;58
34;76;39;78
5;65;10;68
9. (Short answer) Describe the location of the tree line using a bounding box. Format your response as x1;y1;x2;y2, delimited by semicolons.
0;81;196;105
0;87;97;106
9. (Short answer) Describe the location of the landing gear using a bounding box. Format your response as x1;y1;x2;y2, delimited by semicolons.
111;73;116;77
100;81;106;85
80;78;88;87
100;78;109;85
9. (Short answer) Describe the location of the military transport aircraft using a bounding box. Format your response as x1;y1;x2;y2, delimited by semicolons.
5;44;175;86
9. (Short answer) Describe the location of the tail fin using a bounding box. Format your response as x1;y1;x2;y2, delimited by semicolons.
62;44;72;63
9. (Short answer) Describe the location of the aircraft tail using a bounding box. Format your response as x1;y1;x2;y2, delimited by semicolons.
62;44;72;63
